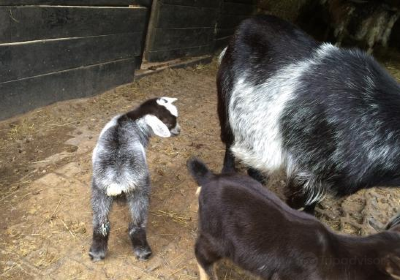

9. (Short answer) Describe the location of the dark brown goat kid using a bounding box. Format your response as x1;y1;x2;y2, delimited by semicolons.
187;157;400;280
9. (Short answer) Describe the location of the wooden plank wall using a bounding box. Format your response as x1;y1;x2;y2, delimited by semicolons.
144;0;256;62
144;0;220;62
0;2;149;120
215;0;256;50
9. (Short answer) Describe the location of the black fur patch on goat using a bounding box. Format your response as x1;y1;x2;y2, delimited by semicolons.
217;14;400;211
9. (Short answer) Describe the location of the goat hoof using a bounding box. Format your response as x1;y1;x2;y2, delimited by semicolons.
89;244;107;261
89;250;106;261
134;247;152;261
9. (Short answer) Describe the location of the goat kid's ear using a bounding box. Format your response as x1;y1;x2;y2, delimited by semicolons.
144;115;171;138
157;97;178;117
384;255;400;279
159;97;178;104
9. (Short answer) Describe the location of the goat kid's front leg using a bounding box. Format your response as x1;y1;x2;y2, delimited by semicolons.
90;184;113;261
195;236;221;280
127;190;152;261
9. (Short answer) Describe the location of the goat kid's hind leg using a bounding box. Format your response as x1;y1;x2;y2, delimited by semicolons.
195;236;221;280
127;191;152;260
90;184;113;261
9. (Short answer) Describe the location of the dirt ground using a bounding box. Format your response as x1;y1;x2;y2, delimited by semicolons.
0;57;399;280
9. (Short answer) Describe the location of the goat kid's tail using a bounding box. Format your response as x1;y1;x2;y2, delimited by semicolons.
187;157;214;188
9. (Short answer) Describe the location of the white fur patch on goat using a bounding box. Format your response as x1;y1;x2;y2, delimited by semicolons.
218;47;227;65
157;97;178;117
229;44;337;173
95;141;147;197
99;115;121;138
144;114;171;138
314;43;338;59
196;186;202;197
92;115;121;164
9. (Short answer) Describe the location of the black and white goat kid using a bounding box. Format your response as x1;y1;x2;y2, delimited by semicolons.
89;97;180;261
217;15;400;213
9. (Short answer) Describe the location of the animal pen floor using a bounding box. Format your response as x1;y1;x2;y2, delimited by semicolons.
1;58;400;280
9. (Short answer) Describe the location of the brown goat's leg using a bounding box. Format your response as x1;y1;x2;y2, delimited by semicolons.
195;236;221;280
197;261;210;280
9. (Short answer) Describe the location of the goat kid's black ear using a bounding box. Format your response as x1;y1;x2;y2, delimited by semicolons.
186;157;213;186
383;255;400;279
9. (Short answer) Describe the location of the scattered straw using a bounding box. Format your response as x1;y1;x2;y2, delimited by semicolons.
59;218;77;239
151;210;191;225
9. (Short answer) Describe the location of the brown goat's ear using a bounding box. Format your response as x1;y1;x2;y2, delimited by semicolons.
383;255;400;279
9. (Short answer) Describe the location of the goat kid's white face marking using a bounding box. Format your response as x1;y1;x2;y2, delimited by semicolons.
144;114;171;138
157;97;178;117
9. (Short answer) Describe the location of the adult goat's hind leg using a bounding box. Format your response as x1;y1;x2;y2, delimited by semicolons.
127;190;152;260
247;168;268;185
285;173;319;215
217;83;236;174
89;183;113;261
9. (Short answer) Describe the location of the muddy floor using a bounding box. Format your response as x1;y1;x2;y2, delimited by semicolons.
0;57;399;280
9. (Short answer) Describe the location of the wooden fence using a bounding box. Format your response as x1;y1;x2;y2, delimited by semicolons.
144;0;256;62
215;0;256;49
0;1;149;120
0;0;255;119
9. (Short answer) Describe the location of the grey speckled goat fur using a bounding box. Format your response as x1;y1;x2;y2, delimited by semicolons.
89;97;180;261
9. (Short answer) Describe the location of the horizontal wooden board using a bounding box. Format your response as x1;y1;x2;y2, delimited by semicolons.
0;0;136;5
0;58;136;120
0;6;147;43
161;0;220;8
0;32;143;83
214;36;230;50
157;3;219;28
151;28;214;51
216;27;236;39
222;2;254;15
223;0;256;4
145;44;212;62
217;14;249;29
